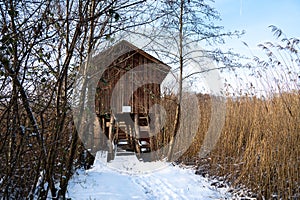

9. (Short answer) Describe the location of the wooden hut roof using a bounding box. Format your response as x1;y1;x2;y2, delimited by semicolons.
92;40;171;74
117;40;171;68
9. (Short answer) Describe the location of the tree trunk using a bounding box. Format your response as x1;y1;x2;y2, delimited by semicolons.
167;104;180;161
167;0;184;162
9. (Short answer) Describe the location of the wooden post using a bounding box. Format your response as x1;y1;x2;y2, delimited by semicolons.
127;123;134;149
101;117;106;149
134;113;141;155
93;117;100;153
107;114;115;162
115;122;119;144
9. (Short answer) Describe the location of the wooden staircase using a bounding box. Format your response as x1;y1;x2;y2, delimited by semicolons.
137;115;151;153
114;113;151;157
115;120;135;156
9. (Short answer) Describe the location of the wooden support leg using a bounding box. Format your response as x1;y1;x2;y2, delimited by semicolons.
125;124;129;144
107;114;115;162
134;113;141;155
101;117;106;150
127;124;133;149
153;107;161;160
115;122;119;144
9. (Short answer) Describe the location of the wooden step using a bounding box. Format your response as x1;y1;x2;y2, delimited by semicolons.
138;139;150;147
139;116;148;119
140;140;149;146
115;151;135;156
117;139;129;145
118;121;127;126
116;142;134;151
117;134;128;139
141;147;150;152
140;126;149;132
139;139;151;153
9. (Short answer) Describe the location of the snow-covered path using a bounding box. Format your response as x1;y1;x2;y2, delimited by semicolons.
67;152;231;200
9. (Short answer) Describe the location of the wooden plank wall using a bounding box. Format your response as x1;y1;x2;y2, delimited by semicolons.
96;51;164;115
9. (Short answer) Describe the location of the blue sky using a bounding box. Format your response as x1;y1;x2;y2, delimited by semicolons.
212;0;300;58
128;1;300;95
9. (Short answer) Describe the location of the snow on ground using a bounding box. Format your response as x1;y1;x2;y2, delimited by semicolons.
67;151;232;200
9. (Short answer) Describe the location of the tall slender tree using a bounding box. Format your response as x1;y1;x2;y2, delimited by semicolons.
143;0;241;161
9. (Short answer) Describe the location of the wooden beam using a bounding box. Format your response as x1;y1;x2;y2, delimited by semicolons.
134;113;141;155
107;114;115;162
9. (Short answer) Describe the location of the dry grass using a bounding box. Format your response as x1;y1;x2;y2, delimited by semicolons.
173;30;300;199
175;91;300;199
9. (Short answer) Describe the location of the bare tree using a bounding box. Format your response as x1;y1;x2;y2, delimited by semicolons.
0;0;162;199
140;0;241;161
